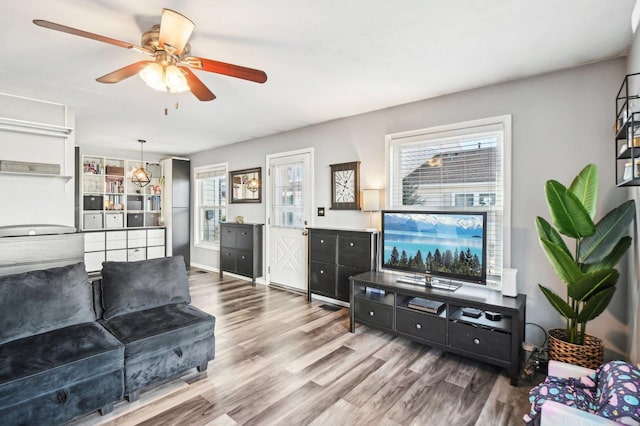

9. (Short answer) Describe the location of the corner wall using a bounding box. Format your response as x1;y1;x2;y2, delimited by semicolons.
191;58;631;356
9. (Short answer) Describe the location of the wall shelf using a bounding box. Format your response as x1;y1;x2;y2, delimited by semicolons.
0;171;73;181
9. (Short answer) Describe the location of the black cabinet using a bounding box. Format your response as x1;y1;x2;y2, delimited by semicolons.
350;271;526;385
307;228;376;303
219;223;263;285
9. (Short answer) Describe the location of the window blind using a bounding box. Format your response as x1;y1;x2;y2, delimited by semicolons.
388;122;506;280
195;165;227;245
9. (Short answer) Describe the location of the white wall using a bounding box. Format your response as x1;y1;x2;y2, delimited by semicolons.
0;94;75;227
624;26;640;366
190;58;633;357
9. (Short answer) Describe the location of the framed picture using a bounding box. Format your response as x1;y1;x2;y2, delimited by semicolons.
330;161;361;210
230;167;261;203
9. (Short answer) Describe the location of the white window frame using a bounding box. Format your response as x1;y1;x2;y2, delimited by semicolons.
385;115;512;287
193;162;228;250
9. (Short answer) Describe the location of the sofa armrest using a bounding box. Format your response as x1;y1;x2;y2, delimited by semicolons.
547;360;594;379
540;400;619;426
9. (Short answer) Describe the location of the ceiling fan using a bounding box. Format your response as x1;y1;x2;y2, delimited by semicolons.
33;8;267;101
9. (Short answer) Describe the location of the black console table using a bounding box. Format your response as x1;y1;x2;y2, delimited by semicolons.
349;271;526;385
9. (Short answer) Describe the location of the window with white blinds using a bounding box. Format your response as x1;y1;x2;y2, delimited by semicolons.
387;116;511;283
194;164;227;247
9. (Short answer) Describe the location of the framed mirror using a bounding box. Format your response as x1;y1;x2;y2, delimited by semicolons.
230;167;261;203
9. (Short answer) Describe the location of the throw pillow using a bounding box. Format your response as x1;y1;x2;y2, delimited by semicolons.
100;255;190;320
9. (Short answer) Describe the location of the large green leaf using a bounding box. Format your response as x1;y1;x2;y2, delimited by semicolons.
538;284;576;319
536;217;571;258
579;200;636;264
577;286;616;322
567;269;618;301
569;164;598;220
539;237;582;284
545;180;595;238
584;236;632;273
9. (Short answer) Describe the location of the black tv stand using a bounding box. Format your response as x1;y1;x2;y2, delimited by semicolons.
350;270;526;385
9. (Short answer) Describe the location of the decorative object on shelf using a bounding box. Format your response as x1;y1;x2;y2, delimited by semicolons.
230;167;261;203
330;161;361;210
361;188;380;230
33;8;267;102
535;163;635;367
132;140;152;188
235;216;244;224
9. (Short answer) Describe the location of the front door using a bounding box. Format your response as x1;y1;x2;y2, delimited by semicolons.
266;149;313;291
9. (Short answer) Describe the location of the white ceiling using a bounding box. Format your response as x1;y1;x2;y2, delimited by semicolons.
0;0;635;155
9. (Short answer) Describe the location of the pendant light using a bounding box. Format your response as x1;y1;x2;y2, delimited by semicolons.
132;139;152;187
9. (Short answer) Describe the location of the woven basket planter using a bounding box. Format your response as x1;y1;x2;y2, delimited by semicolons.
547;328;604;370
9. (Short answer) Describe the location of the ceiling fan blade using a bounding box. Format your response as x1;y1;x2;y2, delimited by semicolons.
159;9;194;55
181;67;216;101
183;57;267;84
96;61;152;84
33;19;135;49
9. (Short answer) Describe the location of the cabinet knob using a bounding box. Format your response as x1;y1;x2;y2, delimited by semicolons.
473;338;480;345
241;255;246;259
415;323;422;330
320;270;324;274
369;311;375;317
320;239;324;243
349;242;354;247
242;232;247;235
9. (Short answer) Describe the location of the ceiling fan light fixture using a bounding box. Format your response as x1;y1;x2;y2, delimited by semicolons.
165;65;189;92
140;62;164;86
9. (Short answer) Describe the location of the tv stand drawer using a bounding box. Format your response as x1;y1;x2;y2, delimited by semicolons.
354;299;393;330
448;322;510;361
396;308;446;344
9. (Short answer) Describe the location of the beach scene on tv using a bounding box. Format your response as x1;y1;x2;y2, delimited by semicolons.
382;212;484;280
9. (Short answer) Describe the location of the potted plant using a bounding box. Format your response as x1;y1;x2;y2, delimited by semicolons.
536;164;635;368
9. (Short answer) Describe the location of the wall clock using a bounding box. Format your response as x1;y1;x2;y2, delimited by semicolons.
330;161;361;210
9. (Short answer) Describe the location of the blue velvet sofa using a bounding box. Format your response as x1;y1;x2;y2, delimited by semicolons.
0;262;125;424
0;255;216;424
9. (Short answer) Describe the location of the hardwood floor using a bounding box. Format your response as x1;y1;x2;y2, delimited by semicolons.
70;269;535;426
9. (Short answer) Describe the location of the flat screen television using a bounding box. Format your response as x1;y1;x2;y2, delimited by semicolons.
380;210;487;289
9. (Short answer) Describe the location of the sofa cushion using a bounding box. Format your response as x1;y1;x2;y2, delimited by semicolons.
0;322;124;409
101;256;190;320
0;262;95;345
100;303;215;359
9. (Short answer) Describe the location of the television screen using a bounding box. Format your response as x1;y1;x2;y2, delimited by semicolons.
381;210;487;284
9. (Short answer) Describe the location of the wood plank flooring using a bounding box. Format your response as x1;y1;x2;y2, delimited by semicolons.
70;269;535;426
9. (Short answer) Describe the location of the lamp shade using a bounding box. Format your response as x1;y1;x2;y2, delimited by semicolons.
362;189;380;212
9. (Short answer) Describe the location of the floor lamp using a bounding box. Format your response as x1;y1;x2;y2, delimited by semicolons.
362;189;380;232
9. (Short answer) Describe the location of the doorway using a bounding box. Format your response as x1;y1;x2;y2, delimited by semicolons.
265;149;313;291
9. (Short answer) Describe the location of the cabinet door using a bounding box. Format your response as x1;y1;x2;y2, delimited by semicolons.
221;225;236;248
147;228;165;246
309;261;337;297
235;227;254;250
106;249;127;262
84;232;105;252
338;234;371;268
84;251;105;272
309;231;337;264
235;249;254;276
147;246;165;259
336;266;366;302
106;231;127;250
128;230;147;248
127;247;146;262
220;247;236;272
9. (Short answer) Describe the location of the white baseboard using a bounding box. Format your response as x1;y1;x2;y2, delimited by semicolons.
190;262;267;286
